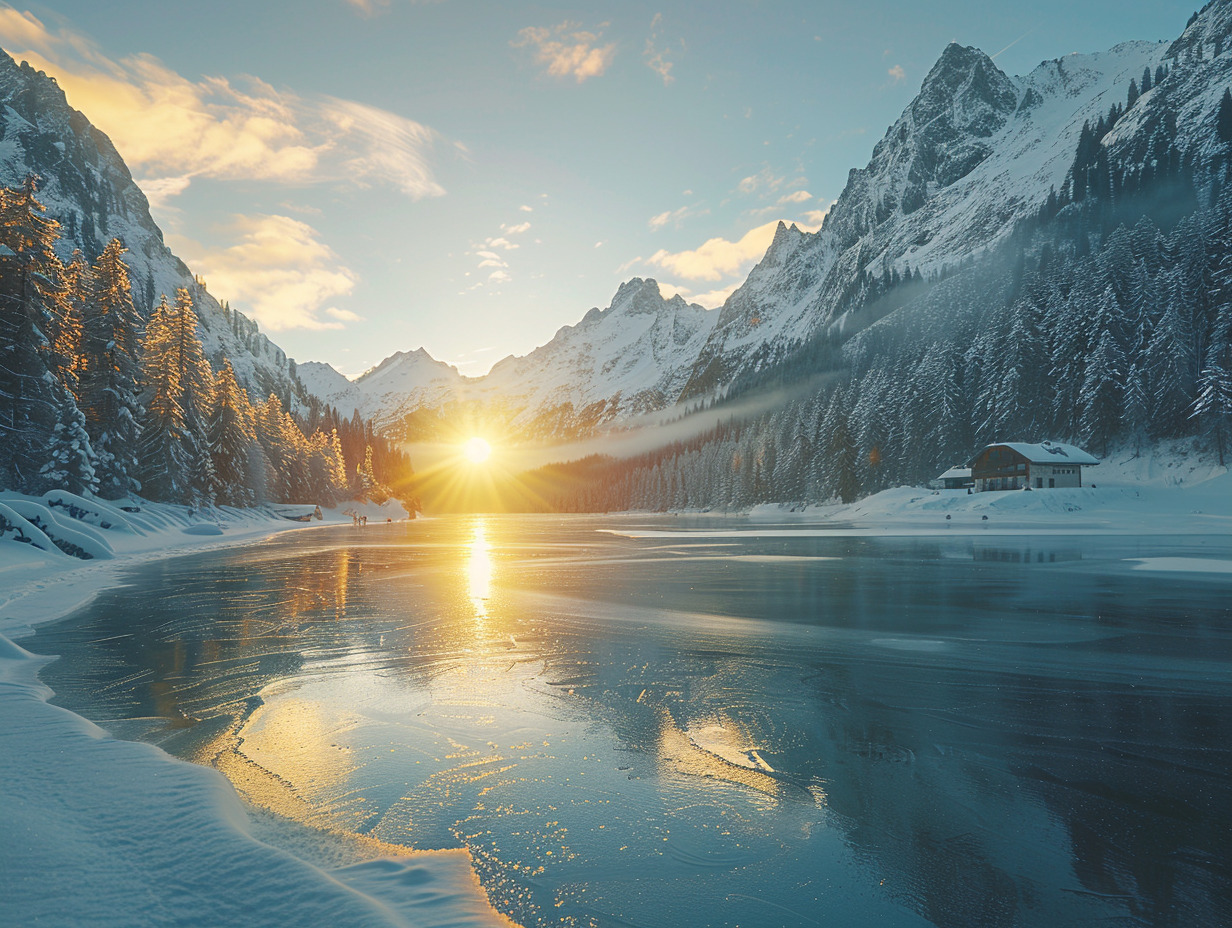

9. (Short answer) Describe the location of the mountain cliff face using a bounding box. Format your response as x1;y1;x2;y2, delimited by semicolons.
680;38;1169;398
0;51;307;409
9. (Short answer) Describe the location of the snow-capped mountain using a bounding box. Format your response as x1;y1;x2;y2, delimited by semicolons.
304;278;716;439
0;51;306;409
355;11;1223;438
680;38;1171;397
476;278;715;436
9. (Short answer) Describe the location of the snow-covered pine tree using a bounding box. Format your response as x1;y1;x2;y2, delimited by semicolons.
79;240;144;499
1145;281;1197;437
138;295;194;501
1080;325;1127;457
206;359;256;507
255;394;290;502
166;288;213;498
0;177;96;494
1191;303;1232;464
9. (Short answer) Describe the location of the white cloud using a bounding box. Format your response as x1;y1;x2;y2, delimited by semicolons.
519;204;534;212
136;175;193;215
475;251;508;269
466;216;534;282
648;204;709;231
736;167;787;196
646;220;784;282
800;207;831;227
0;11;446;207
326;307;364;322
655;280;740;309
777;189;814;205
887;64;906;83
513;21;616;83
643;13;680;86
174;215;358;332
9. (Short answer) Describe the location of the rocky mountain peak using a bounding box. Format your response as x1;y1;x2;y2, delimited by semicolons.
611;276;675;316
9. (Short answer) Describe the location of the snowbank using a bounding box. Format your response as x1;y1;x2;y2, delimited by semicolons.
747;444;1232;536
0;494;507;928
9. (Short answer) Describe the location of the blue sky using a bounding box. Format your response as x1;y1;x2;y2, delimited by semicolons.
0;1;1197;376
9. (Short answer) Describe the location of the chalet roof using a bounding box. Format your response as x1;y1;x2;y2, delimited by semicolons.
967;442;1100;467
937;466;972;479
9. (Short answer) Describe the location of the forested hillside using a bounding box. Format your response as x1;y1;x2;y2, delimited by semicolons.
527;77;1232;512
0;179;417;509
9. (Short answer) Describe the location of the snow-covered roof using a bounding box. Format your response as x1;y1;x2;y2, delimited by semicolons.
938;467;972;479
970;442;1100;466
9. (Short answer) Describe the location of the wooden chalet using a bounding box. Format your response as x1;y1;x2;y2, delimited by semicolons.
966;442;1099;492
930;466;973;490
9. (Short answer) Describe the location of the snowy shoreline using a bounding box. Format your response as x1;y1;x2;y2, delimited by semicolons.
0;497;514;928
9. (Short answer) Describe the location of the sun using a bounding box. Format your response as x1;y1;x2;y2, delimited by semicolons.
462;436;492;464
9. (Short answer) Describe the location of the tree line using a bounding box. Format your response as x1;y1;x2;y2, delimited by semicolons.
0;177;416;509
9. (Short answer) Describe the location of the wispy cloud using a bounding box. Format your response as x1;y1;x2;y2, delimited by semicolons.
172;215;358;332
0;9;447;210
466;217;533;287
887;64;906;83
644;12;681;86
648;203;708;231
513;21;616;83
343;0;445;17
736;166;789;196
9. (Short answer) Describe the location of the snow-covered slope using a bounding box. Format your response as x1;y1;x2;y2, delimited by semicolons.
475;278;716;436
317;279;717;439
296;360;366;417
0;50;307;409
680;38;1171;397
353;348;469;428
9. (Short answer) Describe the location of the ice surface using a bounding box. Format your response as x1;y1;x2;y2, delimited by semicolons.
0;497;507;928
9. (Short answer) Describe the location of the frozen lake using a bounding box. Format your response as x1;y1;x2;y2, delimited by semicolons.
29;516;1232;928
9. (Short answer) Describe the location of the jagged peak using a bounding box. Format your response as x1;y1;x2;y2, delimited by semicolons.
357;346;457;385
914;42;1017;118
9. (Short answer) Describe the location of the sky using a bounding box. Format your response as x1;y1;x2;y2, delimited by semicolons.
0;0;1198;378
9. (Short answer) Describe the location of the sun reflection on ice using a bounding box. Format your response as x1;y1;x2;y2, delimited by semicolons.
467;520;493;619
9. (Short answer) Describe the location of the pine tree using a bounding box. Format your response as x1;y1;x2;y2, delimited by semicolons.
207;360;256;507
0;177;96;494
138;296;194;501
1145;291;1197;437
164;288;213;500
1191;305;1232;464
1080;326;1125;456
1218;89;1232;145
255;394;291;502
79;240;144;498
